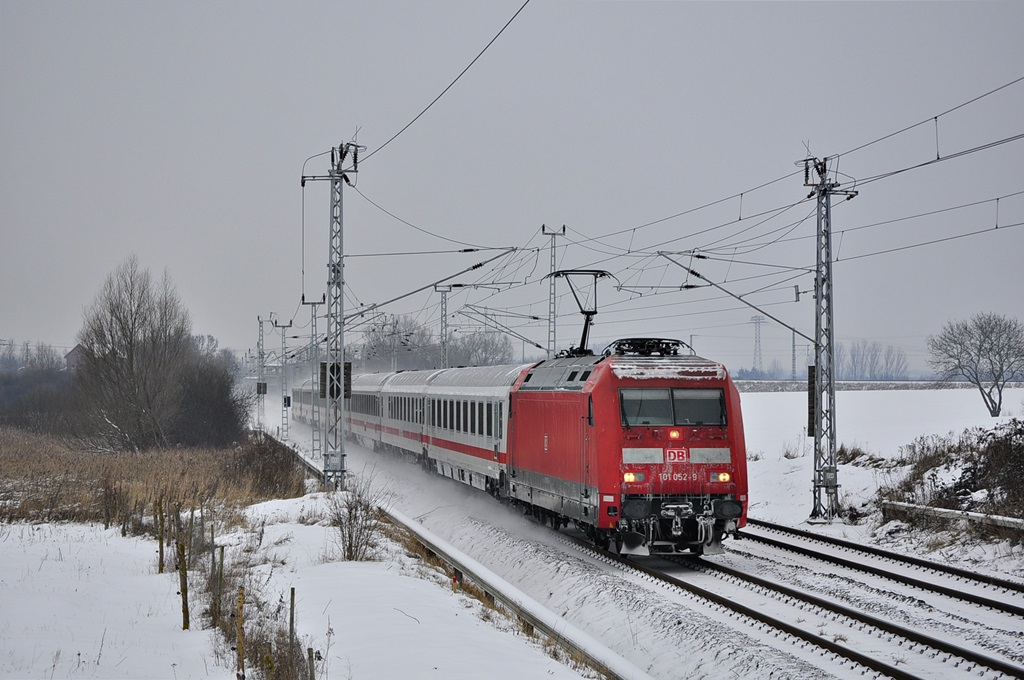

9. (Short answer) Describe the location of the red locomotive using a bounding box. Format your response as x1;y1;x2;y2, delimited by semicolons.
296;337;748;555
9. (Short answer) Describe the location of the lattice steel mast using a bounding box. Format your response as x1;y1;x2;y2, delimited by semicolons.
301;294;324;461
806;157;856;521
272;315;292;441
542;225;564;358
301;140;363;489
256;316;266;434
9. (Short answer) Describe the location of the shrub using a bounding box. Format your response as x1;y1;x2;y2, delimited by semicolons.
326;470;390;561
878;419;1024;540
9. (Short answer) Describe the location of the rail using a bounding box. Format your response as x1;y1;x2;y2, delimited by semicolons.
560;530;1024;679
557;532;922;680
745;517;1024;595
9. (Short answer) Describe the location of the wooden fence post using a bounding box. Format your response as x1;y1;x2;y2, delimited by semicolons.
157;496;164;574
236;586;245;679
175;509;189;630
289;587;295;652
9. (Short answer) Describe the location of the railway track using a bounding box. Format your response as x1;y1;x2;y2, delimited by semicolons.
558;530;1024;680
741;518;1024;615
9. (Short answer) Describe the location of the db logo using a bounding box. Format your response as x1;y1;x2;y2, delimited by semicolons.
666;448;689;463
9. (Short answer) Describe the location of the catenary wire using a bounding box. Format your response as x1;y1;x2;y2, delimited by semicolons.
361;0;532;164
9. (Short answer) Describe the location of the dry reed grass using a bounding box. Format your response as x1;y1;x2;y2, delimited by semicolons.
0;427;307;528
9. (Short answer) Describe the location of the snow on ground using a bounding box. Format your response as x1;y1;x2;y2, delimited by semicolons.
743;387;1024;579
0;523;220;679
2;387;1022;679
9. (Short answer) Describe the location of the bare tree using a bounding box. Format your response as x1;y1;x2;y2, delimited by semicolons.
927;312;1024;417
881;344;909;380
449;331;514;367
192;334;219;357
847;340;882;380
76;255;193;449
0;340;16;374
361;315;437;371
835;340;908;380
833;342;847;380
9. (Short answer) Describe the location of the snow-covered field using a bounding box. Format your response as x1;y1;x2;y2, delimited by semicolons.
2;387;1022;679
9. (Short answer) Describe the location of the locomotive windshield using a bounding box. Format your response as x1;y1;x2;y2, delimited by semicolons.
619;388;726;427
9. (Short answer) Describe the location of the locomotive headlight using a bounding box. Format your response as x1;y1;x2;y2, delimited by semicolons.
668;429;682;440
711;472;731;483
623;471;646;483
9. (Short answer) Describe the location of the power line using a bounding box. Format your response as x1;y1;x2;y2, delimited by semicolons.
854;131;1024;188
345;247;514;258
834;75;1024;159
555;78;1024;261
725;188;1024;252
834;220;1024;263
352;185;494;249
361;0;532;163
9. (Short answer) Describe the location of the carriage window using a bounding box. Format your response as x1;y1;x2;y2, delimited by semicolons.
673;388;726;426
470;401;477;434
486;402;493;437
619;388;673;426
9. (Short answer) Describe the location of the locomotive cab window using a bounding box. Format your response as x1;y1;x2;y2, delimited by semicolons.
673;388;726;426
619;388;726;426
619;389;674;426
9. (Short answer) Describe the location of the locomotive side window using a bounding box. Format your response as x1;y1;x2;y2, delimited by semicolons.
672;388;726;426
619;388;674;426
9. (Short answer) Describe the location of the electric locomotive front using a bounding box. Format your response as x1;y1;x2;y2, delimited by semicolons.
592;338;747;555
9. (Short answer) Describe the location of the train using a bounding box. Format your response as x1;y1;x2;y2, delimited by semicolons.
292;337;748;556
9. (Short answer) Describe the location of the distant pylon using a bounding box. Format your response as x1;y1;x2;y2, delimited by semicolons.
751;315;766;373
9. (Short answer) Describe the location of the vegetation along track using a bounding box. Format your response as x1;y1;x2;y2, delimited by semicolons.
558;530;1024;680
741;518;1024;616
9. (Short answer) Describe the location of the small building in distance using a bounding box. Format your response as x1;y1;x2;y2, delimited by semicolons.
64;344;89;372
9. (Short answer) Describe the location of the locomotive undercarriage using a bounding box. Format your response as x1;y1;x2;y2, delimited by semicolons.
599;495;744;556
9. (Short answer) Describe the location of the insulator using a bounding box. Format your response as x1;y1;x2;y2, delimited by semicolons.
339;145;348;163
352;147;359;169
804;160;810;184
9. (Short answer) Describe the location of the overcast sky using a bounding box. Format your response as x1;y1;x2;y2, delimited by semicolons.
2;1;1022;374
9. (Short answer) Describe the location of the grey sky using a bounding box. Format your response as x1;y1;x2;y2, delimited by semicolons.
2;1;1022;374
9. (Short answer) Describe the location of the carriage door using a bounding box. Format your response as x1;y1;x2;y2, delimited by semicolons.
579;394;592;517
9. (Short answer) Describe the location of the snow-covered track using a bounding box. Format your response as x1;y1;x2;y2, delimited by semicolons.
557;533;919;680
681;555;1024;679
742;518;1024;615
557;530;1024;680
